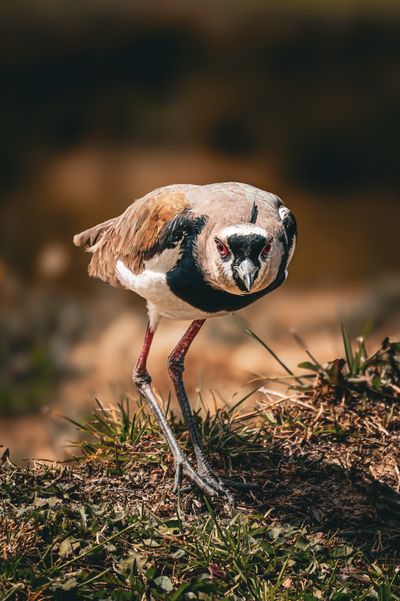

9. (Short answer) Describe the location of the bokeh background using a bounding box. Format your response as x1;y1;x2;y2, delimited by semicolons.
1;0;399;460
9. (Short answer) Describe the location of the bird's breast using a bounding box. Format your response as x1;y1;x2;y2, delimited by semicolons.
166;252;282;314
115;259;224;320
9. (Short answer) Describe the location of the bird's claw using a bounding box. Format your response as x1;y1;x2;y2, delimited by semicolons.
172;456;258;502
173;456;234;503
196;458;260;492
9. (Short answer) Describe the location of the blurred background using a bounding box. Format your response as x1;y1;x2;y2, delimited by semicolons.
1;0;399;460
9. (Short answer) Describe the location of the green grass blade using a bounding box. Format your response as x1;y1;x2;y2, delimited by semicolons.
341;323;355;375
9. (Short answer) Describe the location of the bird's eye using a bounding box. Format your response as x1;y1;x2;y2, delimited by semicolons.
261;242;272;258
215;239;230;258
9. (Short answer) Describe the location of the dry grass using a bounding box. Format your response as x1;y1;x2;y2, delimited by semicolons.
0;330;399;599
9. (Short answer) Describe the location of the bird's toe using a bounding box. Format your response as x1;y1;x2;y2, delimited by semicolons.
172;456;233;501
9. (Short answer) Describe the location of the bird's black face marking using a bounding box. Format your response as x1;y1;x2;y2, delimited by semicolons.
227;233;267;292
227;233;267;263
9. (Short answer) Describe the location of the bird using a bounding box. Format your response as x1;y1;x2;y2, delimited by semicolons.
73;182;296;499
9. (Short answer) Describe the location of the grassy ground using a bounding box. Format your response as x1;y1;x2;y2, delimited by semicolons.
1;332;399;600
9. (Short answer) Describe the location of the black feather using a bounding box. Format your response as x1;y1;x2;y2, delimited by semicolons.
250;202;258;224
143;212;207;260
281;209;297;259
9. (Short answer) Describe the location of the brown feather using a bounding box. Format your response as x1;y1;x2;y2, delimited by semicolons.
72;217;116;250
74;189;189;287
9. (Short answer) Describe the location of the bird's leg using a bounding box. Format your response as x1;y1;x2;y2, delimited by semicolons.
167;320;235;497
167;320;208;469
168;320;259;494
133;322;224;498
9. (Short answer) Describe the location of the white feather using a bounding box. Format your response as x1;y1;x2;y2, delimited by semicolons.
115;260;227;321
220;223;267;239
144;244;182;272
279;206;290;221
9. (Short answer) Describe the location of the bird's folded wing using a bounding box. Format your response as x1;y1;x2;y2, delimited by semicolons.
73;189;190;286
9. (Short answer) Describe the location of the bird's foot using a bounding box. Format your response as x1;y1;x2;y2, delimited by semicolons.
195;454;260;492
173;455;234;503
172;455;259;502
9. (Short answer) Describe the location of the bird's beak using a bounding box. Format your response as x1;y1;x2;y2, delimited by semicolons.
235;258;258;292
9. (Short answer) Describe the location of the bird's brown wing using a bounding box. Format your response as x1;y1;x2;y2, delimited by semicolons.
73;217;116;250
73;188;190;286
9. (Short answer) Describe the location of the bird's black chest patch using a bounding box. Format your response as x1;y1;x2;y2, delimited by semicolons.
167;247;286;314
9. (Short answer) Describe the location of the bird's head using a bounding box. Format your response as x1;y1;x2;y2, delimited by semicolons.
198;205;296;296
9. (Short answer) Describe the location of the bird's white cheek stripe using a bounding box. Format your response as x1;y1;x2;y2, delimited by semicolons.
220;224;267;239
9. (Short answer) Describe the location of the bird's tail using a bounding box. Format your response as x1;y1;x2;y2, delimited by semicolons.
73;217;116;253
